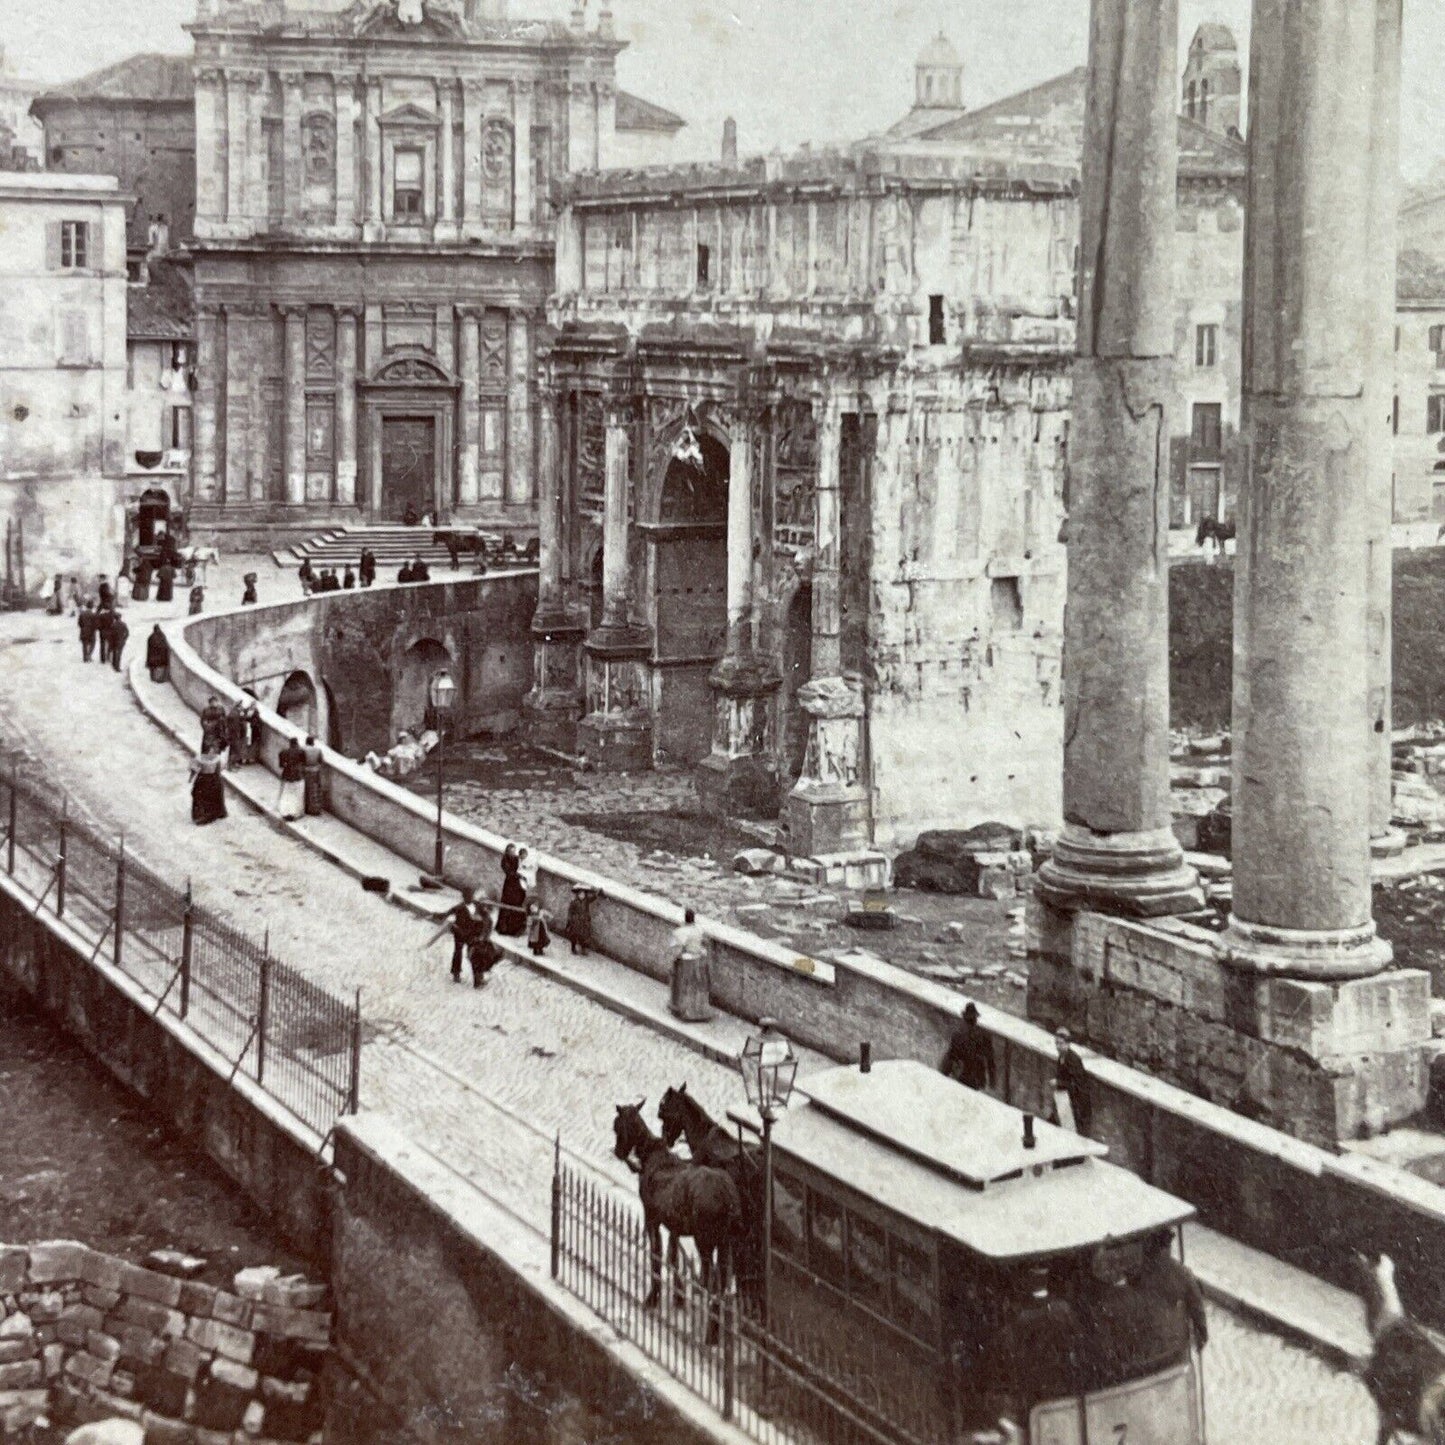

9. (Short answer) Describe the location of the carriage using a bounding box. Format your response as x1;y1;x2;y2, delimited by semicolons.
737;1059;1205;1445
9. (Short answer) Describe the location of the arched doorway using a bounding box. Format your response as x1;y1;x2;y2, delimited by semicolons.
652;432;729;765
393;637;454;740
780;584;813;786
361;352;459;521
276;670;319;736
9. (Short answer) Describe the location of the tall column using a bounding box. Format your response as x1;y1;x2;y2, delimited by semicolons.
578;385;652;769
505;311;533;506
462;82;484;235
1224;0;1396;978
335;76;358;232
363;79;383;239
283;306;307;507
245;74;266;232
783;395;870;855
725;404;756;655
437;81;458;241
512;80;533;233
1034;0;1202;918
282;73;303;224
225;73;248;225
193;307;222;504
336;308;359;507
1367;0;1403;855
457;308;481;508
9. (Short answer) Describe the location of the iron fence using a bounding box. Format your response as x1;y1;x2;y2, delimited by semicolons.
0;760;360;1138
550;1154;943;1445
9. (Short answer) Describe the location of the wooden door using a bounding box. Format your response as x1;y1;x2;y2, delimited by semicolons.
381;416;436;520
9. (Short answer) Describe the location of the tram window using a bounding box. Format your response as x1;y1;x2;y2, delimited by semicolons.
808;1191;847;1287
846;1212;890;1312
890;1236;937;1339
772;1170;806;1260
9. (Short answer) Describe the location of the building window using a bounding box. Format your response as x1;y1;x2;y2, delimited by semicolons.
696;242;710;290
1427;394;1445;434
1431;325;1445;368
1199;79;1211;125
168;405;192;451
59;220;90;269
392;147;424;220
990;576;1023;632
1195;323;1218;368
1191;401;1223;455
928;294;946;345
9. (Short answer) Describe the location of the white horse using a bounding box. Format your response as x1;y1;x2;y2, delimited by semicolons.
1356;1252;1445;1444
65;1422;145;1445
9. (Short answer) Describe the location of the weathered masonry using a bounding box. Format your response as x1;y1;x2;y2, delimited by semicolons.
185;0;680;541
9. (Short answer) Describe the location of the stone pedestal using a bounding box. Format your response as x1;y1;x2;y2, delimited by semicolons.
783;676;870;857
1028;903;1430;1146
576;627;652;772
695;654;782;819
522;615;585;755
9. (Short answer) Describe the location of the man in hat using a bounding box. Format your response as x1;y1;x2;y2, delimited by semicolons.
941;1002;996;1094
77;600;98;663
107;609;130;672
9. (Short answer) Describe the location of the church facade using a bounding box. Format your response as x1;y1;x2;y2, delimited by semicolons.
187;0;678;541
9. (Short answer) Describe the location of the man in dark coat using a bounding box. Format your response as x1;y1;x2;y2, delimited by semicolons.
426;888;487;983
343;565;356;589
397;560;414;584
359;549;376;588
145;625;170;683
78;602;98;662
200;695;229;755
941;1002;997;1093
1053;1029;1093;1137
155;561;176;604
97;575;114;610
1138;1231;1208;1351
95;608;115;665
108;611;130;672
298;558;315;594
413;557;430;582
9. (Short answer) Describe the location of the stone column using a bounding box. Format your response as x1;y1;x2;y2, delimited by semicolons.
225;73;248;226
193;306;222;504
283;306;307;507
525;375;586;751
335;76;358;232
505;311;534;507
336;308;359;507
1034;0;1202;919
1224;0;1397;979
513;80;533;233
363;79;383;240
462;82;484;236
698;387;782;816
783;395;871;855
194;69;225;230
566;80;593;173
457;308;481;508
282;73;303;224
1367;0;1403;855
578;386;653;770
437;81;458;242
245;74;266;232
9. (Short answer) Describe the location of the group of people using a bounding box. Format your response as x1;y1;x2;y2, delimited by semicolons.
397;557;432;584
189;693;265;826
427;845;602;988
75;592;133;673
298;559;358;594
361;729;437;779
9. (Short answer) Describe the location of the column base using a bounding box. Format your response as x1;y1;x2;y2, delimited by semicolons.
1034;825;1204;918
696;753;780;820
577;711;653;772
577;626;653;772
1221;916;1394;982
696;652;783;819
783;783;871;858
523;612;585;755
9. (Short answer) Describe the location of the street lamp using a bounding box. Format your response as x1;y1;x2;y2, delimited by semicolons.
739;1018;798;1342
428;669;457;877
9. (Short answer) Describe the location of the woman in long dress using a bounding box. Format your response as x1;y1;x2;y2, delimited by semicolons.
497;844;527;937
277;737;306;821
189;752;227;826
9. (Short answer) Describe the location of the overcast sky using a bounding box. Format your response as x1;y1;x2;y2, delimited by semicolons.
4;0;1444;178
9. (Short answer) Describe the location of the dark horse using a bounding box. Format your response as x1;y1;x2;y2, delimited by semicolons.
613;1101;741;1334
1355;1252;1445;1443
658;1084;765;1303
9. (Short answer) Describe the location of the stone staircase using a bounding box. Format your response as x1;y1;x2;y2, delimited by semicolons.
270;524;538;571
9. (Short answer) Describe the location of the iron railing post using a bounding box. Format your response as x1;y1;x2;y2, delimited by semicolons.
255;930;271;1085
55;804;67;916
722;1288;737;1421
346;986;362;1114
550;1136;562;1279
179;880;193;1019
5;759;16;875
113;837;126;969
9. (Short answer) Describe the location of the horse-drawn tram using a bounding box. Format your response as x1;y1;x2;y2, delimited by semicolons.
755;1059;1204;1445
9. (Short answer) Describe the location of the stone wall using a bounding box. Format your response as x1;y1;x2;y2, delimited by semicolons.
0;1243;329;1442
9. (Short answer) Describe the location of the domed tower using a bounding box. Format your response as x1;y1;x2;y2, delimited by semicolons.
915;33;963;111
1182;22;1242;137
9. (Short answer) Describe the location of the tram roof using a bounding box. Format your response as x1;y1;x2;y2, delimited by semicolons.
770;1061;1193;1261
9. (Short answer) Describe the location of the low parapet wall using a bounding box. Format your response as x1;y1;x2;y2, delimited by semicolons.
165;584;1445;1334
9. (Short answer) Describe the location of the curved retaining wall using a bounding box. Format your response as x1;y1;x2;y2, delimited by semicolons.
164;580;1445;1332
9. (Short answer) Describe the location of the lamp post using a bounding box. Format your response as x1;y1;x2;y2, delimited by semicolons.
429;669;457;877
739;1017;798;1342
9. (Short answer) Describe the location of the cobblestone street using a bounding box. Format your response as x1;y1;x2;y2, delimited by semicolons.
0;572;1383;1443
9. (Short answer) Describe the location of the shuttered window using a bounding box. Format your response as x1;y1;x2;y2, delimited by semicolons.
60;220;89;269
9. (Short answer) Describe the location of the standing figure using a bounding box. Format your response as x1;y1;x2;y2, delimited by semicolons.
277;735;306;820
97;575;114;610
343;565;356;590
668;907;714;1023
243;699;263;765
941;1002;997;1094
154;560;175;605
189;750;227;826
199;695;228;755
413;556;430;582
445;534;460;571
108;611;129;672
95;608;114;665
565;883;598;956
131;560;152;602
301;734;324;816
426;887;485;982
188;585;204;615
359;549;376;588
226;700;251;769
78;602;98;663
468;908;501;988
145;625;170;684
66;577;82;614
496;844;527;936
298;558;315;595
47;573;64;615
1052;1029;1093;1137
241;572;258;606
526;901;551;956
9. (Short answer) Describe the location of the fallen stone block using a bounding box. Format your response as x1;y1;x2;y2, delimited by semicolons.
261;1276;326;1312
178;1280;219;1318
0;1314;35;1343
89;1387;145;1422
261;1375;311;1405
243;1398;267;1435
250;1304;330;1345
232;1267;279;1304
86;1330;124;1364
57;1302;105;1346
27;1240;89;1285
83;1286;122;1313
209;1355;259;1393
733;847;783;876
79;1251;124;1294
43;1342;64;1380
0;1386;48;1433
163;1337;206;1382
26;1291;63;1323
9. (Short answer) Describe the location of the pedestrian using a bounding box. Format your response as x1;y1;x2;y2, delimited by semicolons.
200;695;228;755
497;844;527;936
526;901;552;956
298;558;315;595
154;560;175;605
425;887;484;983
188;585;204;615
226;700;251;769
189;749;228;826
668;906;714;1022
95;608;113;665
343;565;356;590
468;909;501;988
1052;1029;1093;1137
47;572;64;615
108;611;129;672
66;576;82;615
145;625;170;683
565;883;598;956
413;556;430;582
97;575;114;610
1138;1230;1208;1352
78;601;98;662
941;1002;997;1094
241;572;258;606
359;549;376;588
518;845;538;894
301;734;325;815
131;559;152;602
397;560;414;584
277;735;306;820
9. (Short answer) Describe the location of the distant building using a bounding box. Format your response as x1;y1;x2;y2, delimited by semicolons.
1181;22;1242;139
884;34;967;141
609;91;687;168
0;47;43;169
1395;249;1445;524
0;171;129;595
125;257;195;504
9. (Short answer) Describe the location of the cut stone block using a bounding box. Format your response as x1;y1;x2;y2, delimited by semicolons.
185;1315;255;1364
27;1241;88;1285
0;1358;42;1390
64;1349;115;1389
209;1354;259;1392
210;1291;252;1329
0;1250;27;1295
114;1296;186;1339
118;1262;183;1309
